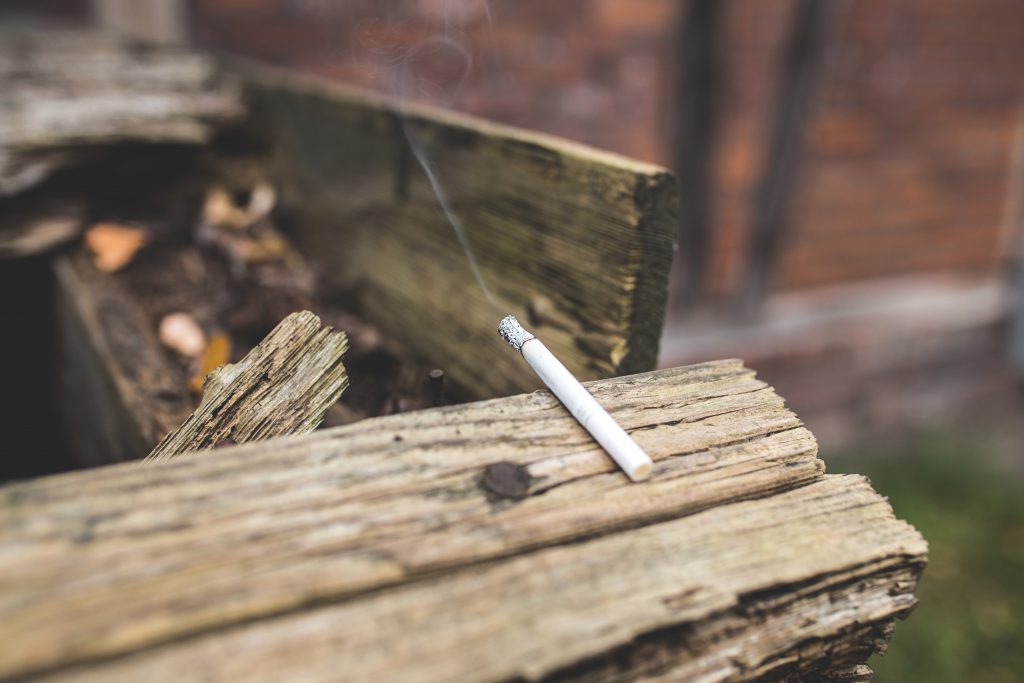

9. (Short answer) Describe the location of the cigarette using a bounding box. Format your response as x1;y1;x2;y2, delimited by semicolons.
498;315;654;482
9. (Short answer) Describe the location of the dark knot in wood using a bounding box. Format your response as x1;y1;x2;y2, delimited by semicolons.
480;462;531;501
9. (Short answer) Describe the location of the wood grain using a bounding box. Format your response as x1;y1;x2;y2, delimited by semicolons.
146;310;349;462
0;361;926;682
0;29;243;196
239;63;677;399
55;254;192;466
32;477;921;683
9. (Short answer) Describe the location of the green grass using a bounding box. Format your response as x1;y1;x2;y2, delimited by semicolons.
828;431;1024;683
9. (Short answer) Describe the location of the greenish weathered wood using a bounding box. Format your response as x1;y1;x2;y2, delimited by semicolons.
146;311;349;462
239;63;677;399
0;361;926;682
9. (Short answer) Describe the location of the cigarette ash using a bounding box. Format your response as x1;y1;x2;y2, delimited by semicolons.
497;315;534;351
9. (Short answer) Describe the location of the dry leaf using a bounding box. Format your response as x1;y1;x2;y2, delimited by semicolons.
159;313;206;359
85;222;149;272
190;332;232;395
238;230;291;264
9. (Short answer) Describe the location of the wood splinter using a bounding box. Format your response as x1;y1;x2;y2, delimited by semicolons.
145;311;349;462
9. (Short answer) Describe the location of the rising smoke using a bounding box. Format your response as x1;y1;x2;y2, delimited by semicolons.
314;0;498;305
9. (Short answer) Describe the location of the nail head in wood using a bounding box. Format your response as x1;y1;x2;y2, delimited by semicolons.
481;461;532;501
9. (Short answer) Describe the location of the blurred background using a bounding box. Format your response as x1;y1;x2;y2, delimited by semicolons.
2;1;1022;680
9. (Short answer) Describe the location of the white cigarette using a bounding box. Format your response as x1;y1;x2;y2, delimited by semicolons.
498;315;653;482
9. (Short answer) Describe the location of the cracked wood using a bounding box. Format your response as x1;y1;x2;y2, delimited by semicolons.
0;361;925;682
145;310;349;462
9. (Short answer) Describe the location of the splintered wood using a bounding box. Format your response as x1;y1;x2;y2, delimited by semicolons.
243;64;677;398
0;361;927;682
146;311;349;462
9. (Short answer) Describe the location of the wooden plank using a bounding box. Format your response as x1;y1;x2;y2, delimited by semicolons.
239;63;678;399
55;253;191;466
146;311;349;462
0;362;926;681
5;477;924;683
0;29;243;196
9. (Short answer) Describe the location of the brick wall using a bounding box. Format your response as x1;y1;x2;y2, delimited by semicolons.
706;0;1024;295
12;0;1022;297
189;0;677;165
779;0;1024;290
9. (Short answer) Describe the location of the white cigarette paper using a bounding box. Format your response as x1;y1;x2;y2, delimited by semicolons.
498;315;654;482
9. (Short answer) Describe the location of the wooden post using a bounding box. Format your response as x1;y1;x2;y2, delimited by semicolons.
0;361;926;682
240;63;677;397
672;0;725;312
738;0;838;316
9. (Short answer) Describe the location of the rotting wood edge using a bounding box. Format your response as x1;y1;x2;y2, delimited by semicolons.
0;362;926;683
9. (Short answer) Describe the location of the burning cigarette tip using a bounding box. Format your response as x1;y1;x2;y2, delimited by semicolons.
498;315;535;351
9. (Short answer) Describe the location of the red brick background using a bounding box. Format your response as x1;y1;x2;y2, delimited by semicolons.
703;0;1024;295
187;0;1024;299
189;0;677;165
9;0;1022;299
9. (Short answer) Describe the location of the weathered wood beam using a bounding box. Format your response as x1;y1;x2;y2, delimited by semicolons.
146;310;349;462
239;63;677;398
0;361;926;682
0;29;243;196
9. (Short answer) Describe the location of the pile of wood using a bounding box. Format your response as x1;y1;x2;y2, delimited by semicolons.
0;30;926;682
0;29;242;197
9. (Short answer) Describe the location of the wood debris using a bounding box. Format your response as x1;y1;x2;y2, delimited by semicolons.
0;29;244;196
197;181;313;293
201;183;276;232
146;311;348;462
